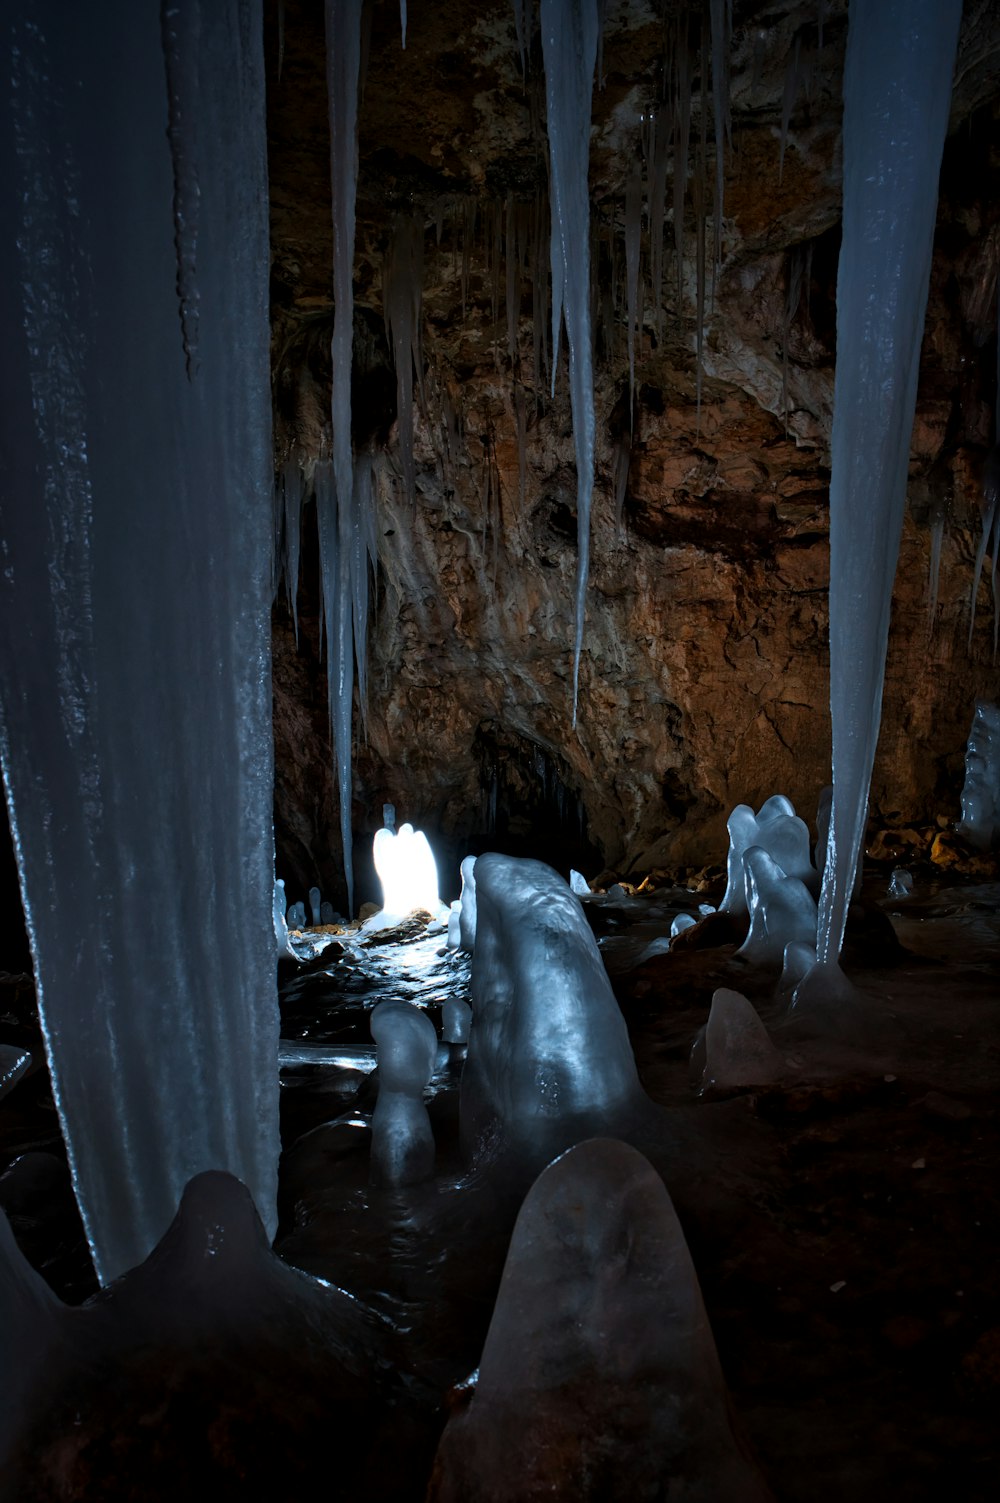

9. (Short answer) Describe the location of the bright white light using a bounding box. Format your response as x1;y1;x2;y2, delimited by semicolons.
372;822;441;917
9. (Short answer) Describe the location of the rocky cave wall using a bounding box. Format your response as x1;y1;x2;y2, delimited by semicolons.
266;0;1000;908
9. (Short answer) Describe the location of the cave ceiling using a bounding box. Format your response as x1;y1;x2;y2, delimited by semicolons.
263;0;1000;906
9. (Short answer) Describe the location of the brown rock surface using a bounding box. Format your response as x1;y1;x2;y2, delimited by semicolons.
266;0;1000;907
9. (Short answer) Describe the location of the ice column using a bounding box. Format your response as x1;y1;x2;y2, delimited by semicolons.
321;0;365;916
817;0;962;962
540;0;599;724
0;1;279;1282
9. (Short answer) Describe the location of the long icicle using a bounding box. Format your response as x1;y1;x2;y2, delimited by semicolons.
816;0;962;964
324;0;363;915
540;0;598;725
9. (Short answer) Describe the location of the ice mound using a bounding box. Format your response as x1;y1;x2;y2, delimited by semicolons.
569;869;590;896
957;700;1000;850
700;989;785;1091
887;868;914;900
370;1001;437;1187
737;847;818;968
460;856;645;1171
428;1138;773;1503
1;1171;391;1495
720;795;815;917
441;998;472;1045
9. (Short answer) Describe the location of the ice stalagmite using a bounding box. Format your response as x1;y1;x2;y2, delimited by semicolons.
429;1139;773;1503
0;1;278;1282
817;0;962;963
322;0;364;915
540;0;599;724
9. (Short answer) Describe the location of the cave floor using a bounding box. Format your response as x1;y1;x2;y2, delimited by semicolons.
0;877;997;1501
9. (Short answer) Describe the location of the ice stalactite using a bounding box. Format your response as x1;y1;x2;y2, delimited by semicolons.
160;0;202;378
816;0;963;965
0;0;278;1282
384;214;426;504
708;0;730;278
280;457;304;644
926;498;946;641
323;0;364;913
540;0;599;725
624;158;642;415
968;445;1000;656
399;0;407;49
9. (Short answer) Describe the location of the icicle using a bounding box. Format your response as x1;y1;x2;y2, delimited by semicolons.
281;457;304;643
324;0;364;914
782;245;806;434
693;21;709;427
926;502;945;642
400;0;407;48
708;0;730;277
515;384;528;510
646;112;669;338
613;430;630;537
968;446;1000;653
816;0;962;964
513;0;531;80
624;159;641;412
160;0;201;379
384;214;425;503
505;193;520;372
0;0;278;1282
541;0;599;724
671;31;692;320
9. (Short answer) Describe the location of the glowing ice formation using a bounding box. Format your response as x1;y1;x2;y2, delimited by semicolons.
372;822;442;918
429;1138;773;1503
0;0;279;1282
817;0;962;962
540;0;599;723
460;856;643;1169
702;989;783;1092
957;701;1000;850
309;886;322;926
369;1002;437;1188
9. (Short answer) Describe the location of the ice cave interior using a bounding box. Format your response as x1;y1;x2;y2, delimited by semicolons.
1;1;999;1500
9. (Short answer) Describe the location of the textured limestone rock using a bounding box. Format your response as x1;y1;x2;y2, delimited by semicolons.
267;0;1000;908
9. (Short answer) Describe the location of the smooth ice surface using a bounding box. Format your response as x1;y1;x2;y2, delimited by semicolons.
429;1138;773;1502
541;0;599;723
0;1045;32;1102
461;856;643;1168
702;989;784;1091
737;847;818;969
817;0;962;962
369;1001;436;1188
720;796;814;916
958;701;1000;850
459;855;478;951
671;912;697;938
0;1;279;1283
320;0;364;916
441;997;473;1046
